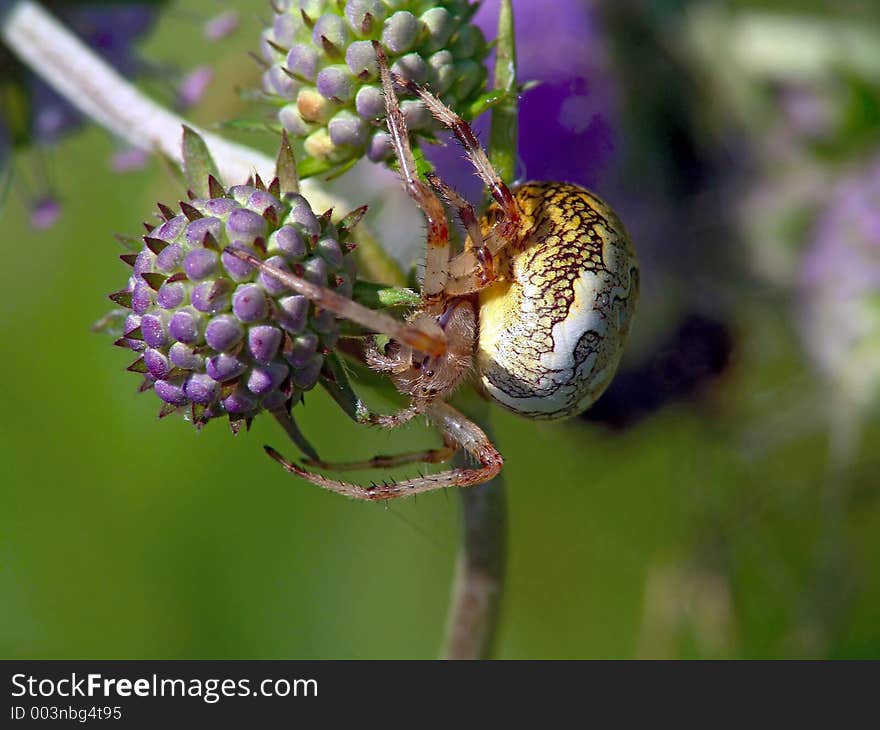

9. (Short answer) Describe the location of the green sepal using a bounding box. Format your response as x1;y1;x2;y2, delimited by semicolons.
181;125;221;195
353;280;420;309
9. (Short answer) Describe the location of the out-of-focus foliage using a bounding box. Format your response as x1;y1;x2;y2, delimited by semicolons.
1;0;878;659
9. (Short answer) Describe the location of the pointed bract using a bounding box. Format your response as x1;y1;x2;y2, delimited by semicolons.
181;125;221;198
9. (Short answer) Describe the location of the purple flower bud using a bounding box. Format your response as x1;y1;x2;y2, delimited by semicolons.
317;66;355;102
346;40;378;78
315;237;343;269
248;190;283;217
345;1;387;36
264;66;300;98
249;325;283;364
303;257;328;285
184;249;219;281
427;50;455;95
286;196;321;238
392;53;428;85
169;342;203;370
226;208;267;247
111;147;149;172
367;131;393;162
248;362;289;395
155;379;188;405
222;388;257;414
144;348;171;379
228;185;257;207
311;308;335;334
421;7;454;53
206;353;246;382
272;11;300;48
176;66;213;110
269;225;307;260
279;104;311;136
292;354;323;390
232;284;268;322
205;314;244;351
203;10;238;41
30;197;62;230
355;85;384;119
155;243;184;273
185;216;223;246
328;110;367;148
191;280;231;314
382;11;421;54
169;309;201;344
154;215;187;242
141;312;168;348
222;245;256;281
287;44;320;81
134;250;153;276
259;256;292;296
131;282;154;315
261;388;290;412
277;295;309;333
157;280;186;309
285;332;318;366
185;373;219;404
312;14;349;50
203;197;238;218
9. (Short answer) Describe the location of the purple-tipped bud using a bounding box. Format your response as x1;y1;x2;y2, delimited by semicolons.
315;236;344;269
421;7;454;53
249;325;283;364
279;104;311;136
157;280;186;309
317;66;355;102
206;353;246;382
226;208;267;247
191;280;231;314
232;284;268;322
269;225;307;259
285;332;318;367
311;308;335;334
222;246;256;281
184;249;219;280
328;110;367;148
287;43;320;81
292;354;323;390
286;196;321;238
134;250;154;276
382;11;421;54
355;84;384;119
141;312;168;348
169;342;203;370
259;256;292;296
169;309;201;344
155;379;188;405
205;314;244;351
303;257;328;285
203;198;238;218
392;53;428;84
345;1;388;36
131;282;154;315
185;372;220;404
312;14;349;51
185;216;223;246
367;131;393;162
144;348;172;379
247;362;289;395
278;295;309;333
154;215;187;242
223;388;258;414
248;190;284;217
155;243;184;273
346;40;379;77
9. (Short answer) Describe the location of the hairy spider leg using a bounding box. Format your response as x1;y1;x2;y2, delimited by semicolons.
302;443;456;472
374;42;451;303
264;402;503;500
425;171;484;253
223;246;446;358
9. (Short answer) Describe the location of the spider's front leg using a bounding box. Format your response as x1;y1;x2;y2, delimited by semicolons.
264;402;503;500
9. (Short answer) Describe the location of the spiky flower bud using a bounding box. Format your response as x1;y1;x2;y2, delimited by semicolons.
260;0;486;170
110;154;361;429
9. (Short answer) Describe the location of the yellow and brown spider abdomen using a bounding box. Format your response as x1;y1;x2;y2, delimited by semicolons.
475;182;639;420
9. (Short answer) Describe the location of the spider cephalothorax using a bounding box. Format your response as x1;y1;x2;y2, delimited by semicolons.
225;43;639;499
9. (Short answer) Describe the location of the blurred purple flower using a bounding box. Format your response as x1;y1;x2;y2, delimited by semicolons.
203;10;239;41
110;146;149;172
176;66;214;110
428;0;617;198
799;156;880;400
30;196;62;230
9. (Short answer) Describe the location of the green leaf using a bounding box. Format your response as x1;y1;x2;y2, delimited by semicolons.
181;125;221;195
352;280;420;309
489;0;518;184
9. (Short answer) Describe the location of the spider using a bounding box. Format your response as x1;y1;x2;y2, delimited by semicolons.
225;43;639;500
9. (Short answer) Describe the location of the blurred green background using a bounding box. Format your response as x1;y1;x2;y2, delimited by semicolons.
2;0;879;659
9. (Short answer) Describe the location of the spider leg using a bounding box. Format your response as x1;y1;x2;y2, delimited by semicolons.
426;171;483;252
395;74;521;233
223;246;445;358
374;42;450;303
302;443;456;472
263;402;503;500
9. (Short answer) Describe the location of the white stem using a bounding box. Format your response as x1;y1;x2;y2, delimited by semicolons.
0;0;332;206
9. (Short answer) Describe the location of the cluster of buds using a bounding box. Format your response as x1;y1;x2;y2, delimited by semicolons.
260;0;487;170
110;134;362;430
